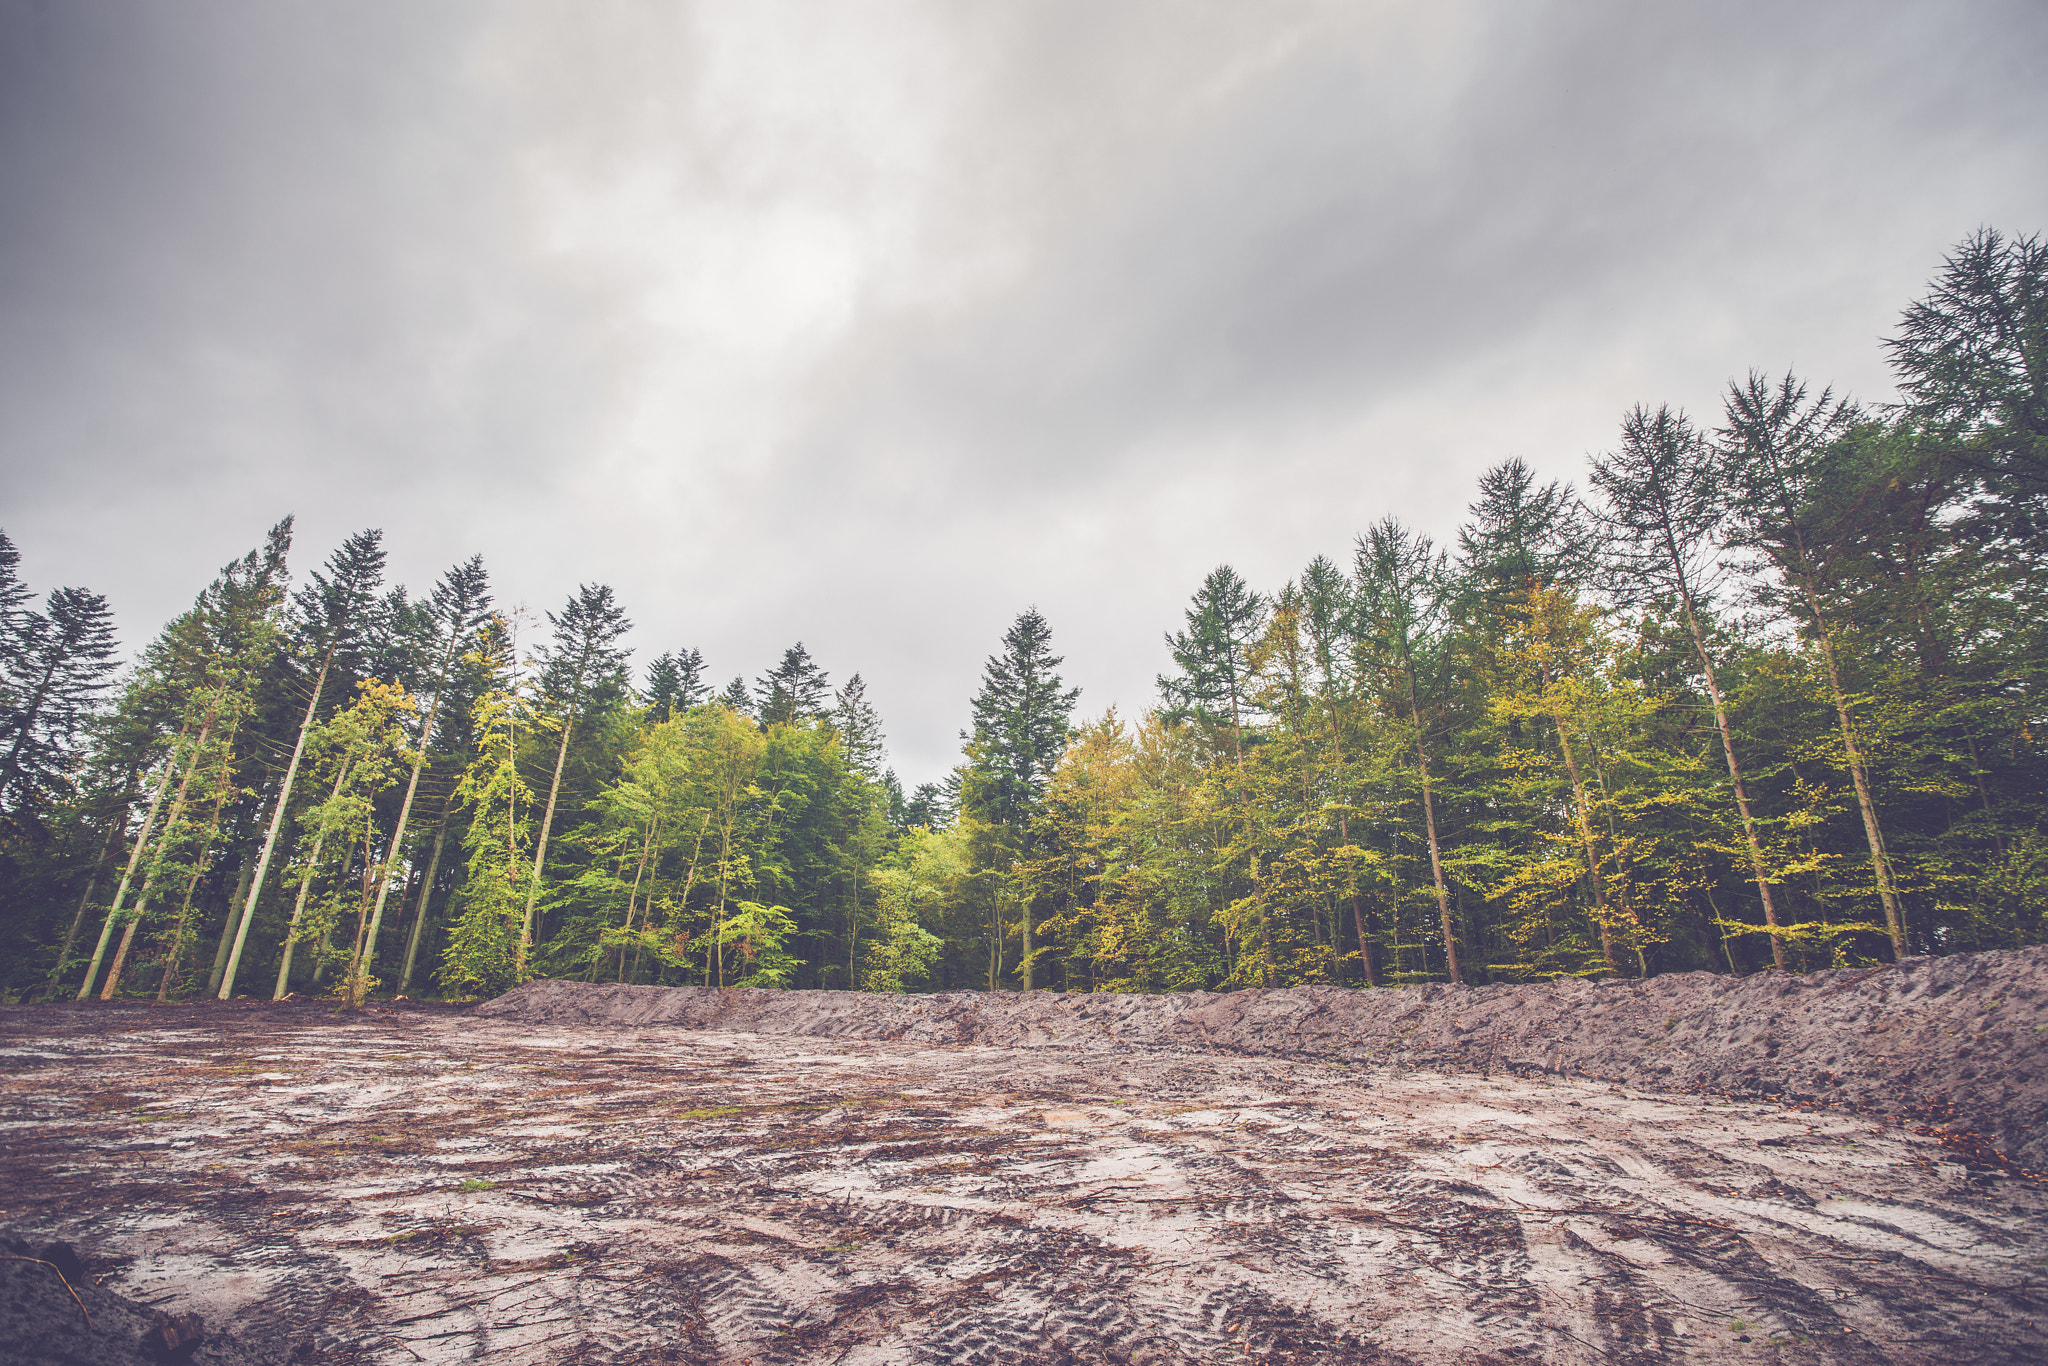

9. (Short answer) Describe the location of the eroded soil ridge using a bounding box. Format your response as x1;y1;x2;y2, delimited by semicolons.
483;945;2048;1172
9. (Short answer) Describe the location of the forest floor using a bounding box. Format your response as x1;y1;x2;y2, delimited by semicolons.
2;960;2046;1365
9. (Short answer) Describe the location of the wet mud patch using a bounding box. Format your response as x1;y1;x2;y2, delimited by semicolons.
0;993;2044;1363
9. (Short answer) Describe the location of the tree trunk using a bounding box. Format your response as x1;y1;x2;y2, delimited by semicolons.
157;747;236;1001
102;708;215;1000
77;725;187;999
1405;675;1460;983
352;630;462;996
399;812;449;995
1021;880;1034;991
208;861;255;996
1676;592;1788;970
340;819;382;1005
45;820;118;1000
272;755;354;998
219;651;335;999
1550;710;1619;976
616;817;657;981
520;702;580;967
1802;587;1908;956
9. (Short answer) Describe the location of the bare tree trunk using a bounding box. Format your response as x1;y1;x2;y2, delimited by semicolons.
77;725;187;999
1021;881;1034;991
46;821;118;999
157;745;236;1001
220;652;335;998
1676;593;1788;970
1803;587;1907;955
1550;710;1619;976
399;813;448;995
341;819;382;1005
519;705;579;969
1340;815;1378;987
615;817;657;981
272;756;353;998
352;631;462;995
207;861;255;996
1405;677;1460;983
102;710;215;1000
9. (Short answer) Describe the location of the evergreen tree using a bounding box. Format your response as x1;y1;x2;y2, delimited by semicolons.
0;585;119;814
1158;566;1267;759
902;781;951;832
1719;372;1909;955
756;643;831;725
644;647;708;718
1887;228;2048;538
219;524;390;998
966;609;1079;835
832;673;887;780
720;675;754;716
1457;457;1595;618
964;608;1078;989
1591;403;1791;968
0;531;34;720
522;583;634;962
1354;518;1463;981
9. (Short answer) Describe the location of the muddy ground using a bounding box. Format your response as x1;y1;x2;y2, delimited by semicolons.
0;952;2042;1365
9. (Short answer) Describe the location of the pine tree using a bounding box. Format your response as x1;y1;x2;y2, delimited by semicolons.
1158;566;1267;760
720;675;754;715
0;530;32;692
1720;372;1909;956
1591;403;1791;968
522;584;633;964
1887;228;2048;538
756;643;831;726
832;673;887;780
964;608;1079;989
335;555;492;1001
1355;519;1463;981
1457;457;1595;621
902;781;951;832
0;585;119;814
645;647;708;718
219;525;388;998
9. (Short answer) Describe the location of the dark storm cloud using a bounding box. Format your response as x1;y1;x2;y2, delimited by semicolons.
812;0;2047;492
0;1;623;588
2;0;2045;783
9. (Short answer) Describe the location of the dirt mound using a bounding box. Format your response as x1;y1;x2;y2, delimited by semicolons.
482;944;2048;1169
0;1238;258;1366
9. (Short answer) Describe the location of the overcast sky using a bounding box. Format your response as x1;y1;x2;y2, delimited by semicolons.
3;0;2044;785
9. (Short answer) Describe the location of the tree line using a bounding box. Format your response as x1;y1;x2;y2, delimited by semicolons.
2;228;2042;1000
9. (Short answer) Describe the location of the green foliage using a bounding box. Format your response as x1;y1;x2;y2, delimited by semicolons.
4;230;2046;1003
440;639;546;998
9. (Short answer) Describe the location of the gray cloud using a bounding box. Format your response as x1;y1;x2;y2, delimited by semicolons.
4;0;2045;783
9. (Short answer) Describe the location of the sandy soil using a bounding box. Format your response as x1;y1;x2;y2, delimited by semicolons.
2;993;2045;1365
481;946;2048;1174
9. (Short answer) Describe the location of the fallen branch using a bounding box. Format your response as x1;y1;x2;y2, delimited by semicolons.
0;1255;95;1329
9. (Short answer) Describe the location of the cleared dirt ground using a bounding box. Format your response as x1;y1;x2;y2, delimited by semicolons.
2;970;2046;1365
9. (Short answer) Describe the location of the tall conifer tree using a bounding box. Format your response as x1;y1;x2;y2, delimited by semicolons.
522;584;632;962
220;526;385;999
